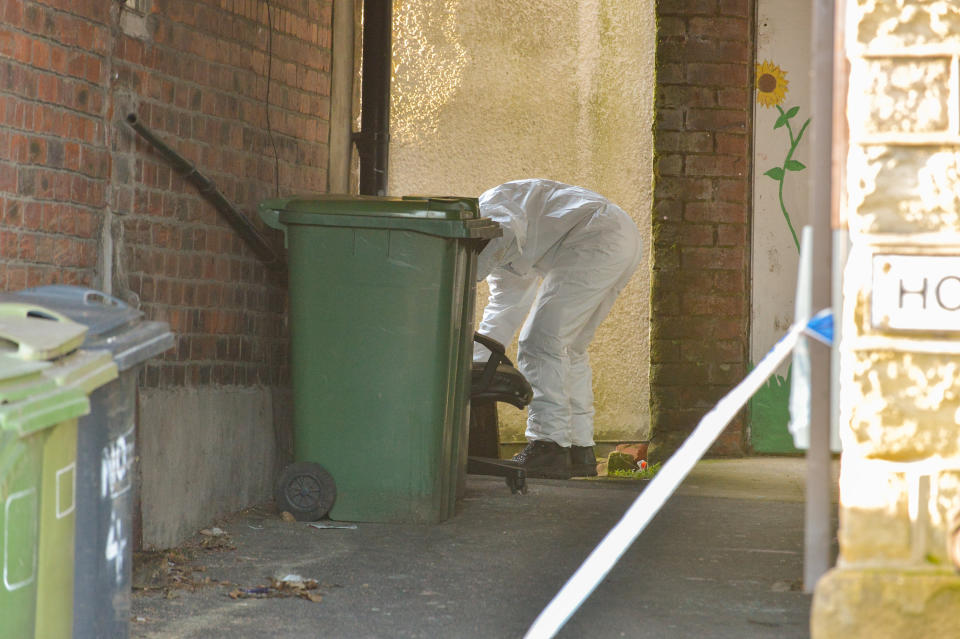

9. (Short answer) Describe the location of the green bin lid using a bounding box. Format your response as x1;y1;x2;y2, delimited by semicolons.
261;195;480;220
0;347;97;436
0;353;50;382
0;303;87;361
0;354;56;404
0;385;89;436
258;195;501;246
42;349;118;395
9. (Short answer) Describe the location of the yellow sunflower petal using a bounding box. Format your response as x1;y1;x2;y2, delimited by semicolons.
755;60;789;108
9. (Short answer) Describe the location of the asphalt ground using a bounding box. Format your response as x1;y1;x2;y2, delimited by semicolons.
131;458;836;639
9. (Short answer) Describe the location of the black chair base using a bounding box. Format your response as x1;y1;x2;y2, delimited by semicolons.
467;334;533;494
467;456;527;494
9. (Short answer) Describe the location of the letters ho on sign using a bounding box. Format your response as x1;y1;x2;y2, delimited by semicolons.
872;254;960;331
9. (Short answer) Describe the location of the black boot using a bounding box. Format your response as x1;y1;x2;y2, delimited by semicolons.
512;440;572;479
570;445;598;477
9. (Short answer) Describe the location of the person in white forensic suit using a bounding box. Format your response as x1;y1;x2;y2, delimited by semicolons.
474;178;642;478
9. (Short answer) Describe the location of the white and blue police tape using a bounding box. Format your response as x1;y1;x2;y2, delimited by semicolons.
789;308;834;450
523;310;833;639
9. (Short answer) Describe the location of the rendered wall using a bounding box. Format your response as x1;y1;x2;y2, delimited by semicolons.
812;1;960;635
388;0;656;446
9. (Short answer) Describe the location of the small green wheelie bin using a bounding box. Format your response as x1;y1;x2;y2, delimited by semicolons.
0;308;115;639
35;346;116;639
0;362;90;639
260;195;500;524
0;285;175;639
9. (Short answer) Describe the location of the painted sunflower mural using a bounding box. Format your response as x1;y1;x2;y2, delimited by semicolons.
756;60;789;107
750;60;812;453
756;60;810;254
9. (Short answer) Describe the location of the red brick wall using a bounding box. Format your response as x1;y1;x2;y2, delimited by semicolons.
1;0;334;388
650;0;754;458
0;0;107;288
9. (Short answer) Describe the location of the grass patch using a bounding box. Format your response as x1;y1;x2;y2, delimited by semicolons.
609;462;661;480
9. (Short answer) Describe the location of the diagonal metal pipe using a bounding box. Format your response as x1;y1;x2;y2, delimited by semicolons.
125;112;282;269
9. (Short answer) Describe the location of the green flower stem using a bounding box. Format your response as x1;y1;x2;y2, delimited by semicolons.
777;173;800;252
773;105;811;254
780;104;809;148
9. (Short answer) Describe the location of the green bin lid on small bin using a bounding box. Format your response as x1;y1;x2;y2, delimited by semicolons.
0;386;89;437
258;195;501;247
0;355;56;404
0;303;88;361
41;349;118;395
0;303;114;435
0;355;89;437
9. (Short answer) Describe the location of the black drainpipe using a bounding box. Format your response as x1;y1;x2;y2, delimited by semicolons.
354;0;391;196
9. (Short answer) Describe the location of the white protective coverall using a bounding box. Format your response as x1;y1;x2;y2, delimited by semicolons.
474;179;642;448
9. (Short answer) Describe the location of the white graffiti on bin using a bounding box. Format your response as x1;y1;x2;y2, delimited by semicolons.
104;508;127;585
101;426;134;500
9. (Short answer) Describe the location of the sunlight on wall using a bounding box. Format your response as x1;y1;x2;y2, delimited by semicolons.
391;0;468;145
388;0;656;444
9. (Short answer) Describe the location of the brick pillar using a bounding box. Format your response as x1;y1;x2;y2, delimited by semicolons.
650;0;754;460
811;2;960;636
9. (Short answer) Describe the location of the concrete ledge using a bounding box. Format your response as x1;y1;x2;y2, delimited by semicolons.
678;457;840;503
812;568;960;638
138;386;290;549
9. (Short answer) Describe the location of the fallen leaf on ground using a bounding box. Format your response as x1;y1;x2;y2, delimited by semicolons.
225;577;324;602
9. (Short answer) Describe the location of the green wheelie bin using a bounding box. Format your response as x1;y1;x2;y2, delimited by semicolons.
0;285;175;639
0;308;114;639
0;362;90;639
35;347;116;639
260;195;500;524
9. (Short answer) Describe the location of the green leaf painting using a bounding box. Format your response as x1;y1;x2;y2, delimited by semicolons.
748;363;800;453
756;61;811;254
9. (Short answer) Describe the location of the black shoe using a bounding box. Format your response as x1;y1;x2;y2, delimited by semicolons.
570;445;598;477
512;440;571;479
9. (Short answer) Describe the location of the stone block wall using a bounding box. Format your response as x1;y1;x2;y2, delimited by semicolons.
651;0;754;458
812;1;960;635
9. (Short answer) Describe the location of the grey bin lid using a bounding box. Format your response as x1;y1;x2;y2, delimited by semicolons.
85;320;175;372
2;285;143;336
1;286;174;371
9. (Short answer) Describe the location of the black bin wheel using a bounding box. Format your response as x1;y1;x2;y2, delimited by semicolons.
275;462;337;521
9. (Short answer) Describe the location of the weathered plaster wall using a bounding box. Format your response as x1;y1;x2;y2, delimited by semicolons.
812;1;960;636
388;0;655;445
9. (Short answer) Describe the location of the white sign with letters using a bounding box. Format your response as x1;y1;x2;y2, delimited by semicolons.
872;254;960;331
